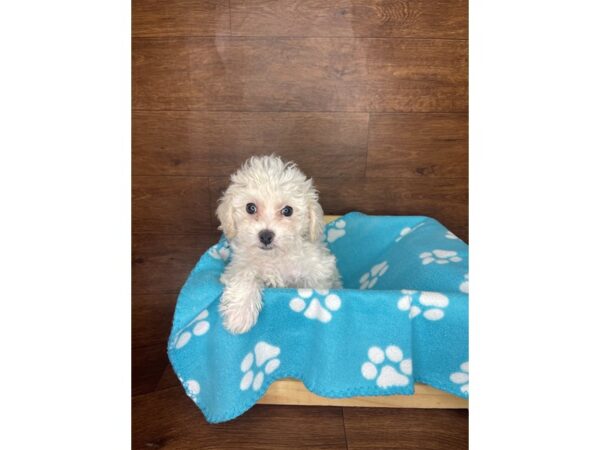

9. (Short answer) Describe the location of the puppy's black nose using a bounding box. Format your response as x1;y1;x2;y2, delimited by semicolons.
258;229;275;246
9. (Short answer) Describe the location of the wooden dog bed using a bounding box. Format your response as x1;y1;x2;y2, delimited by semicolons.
258;215;468;409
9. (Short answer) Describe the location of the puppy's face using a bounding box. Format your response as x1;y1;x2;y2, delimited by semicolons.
232;195;307;251
216;156;324;252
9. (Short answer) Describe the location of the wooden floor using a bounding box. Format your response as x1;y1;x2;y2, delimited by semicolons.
134;386;468;449
133;0;468;448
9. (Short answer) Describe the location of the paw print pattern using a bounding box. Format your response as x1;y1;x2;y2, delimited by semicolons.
361;345;412;388
420;249;462;265
240;342;281;391
326;219;346;243
289;289;342;323
208;241;231;261
359;261;389;289
397;290;449;321
460;273;469;293
171;310;211;349
450;362;469;394
183;379;201;402
395;222;425;242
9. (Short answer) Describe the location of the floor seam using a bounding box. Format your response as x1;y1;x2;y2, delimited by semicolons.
342;407;350;450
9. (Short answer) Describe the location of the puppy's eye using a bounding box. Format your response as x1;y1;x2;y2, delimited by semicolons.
281;206;293;217
246;203;257;215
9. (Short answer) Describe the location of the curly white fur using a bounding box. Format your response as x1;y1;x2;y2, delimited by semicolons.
216;155;341;334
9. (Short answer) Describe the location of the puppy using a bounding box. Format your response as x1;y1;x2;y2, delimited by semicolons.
216;155;341;334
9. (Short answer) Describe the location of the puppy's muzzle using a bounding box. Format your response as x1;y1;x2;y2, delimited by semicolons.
258;229;275;249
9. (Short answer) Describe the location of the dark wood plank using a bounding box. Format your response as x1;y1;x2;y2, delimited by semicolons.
133;37;467;112
133;388;347;449
366;39;467;112
316;177;469;230
231;0;467;39
133;0;230;37
133;294;178;348
133;234;219;294
156;364;181;391
367;113;468;178
133;176;212;233
210;176;468;230
133;111;369;176
343;407;468;450
133;344;169;396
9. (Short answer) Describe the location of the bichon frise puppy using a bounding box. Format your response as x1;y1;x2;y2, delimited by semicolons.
216;155;341;334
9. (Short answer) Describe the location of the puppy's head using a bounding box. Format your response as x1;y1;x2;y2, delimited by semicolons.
216;155;324;251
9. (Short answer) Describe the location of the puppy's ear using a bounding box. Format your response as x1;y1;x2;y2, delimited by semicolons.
216;190;236;240
307;192;325;242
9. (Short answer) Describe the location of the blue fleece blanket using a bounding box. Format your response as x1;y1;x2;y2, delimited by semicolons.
168;212;469;423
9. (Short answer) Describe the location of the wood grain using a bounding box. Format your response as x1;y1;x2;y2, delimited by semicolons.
132;234;218;294
155;364;181;391
133;111;369;176
132;294;178;348
343;407;468;449
366;39;468;112
133;0;230;37
231;0;467;39
133;176;212;233
367;113;468;178
133;388;347;449
317;178;468;230
210;176;468;230
133;344;169;396
133;37;467;112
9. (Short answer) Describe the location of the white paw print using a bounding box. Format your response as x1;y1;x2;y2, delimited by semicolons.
240;341;281;391
171;310;211;349
460;273;469;293
289;289;342;323
445;230;459;240
208;242;230;261
326;219;346;243
397;290;449;321
361;345;412;388
183;379;201;402
450;362;469;394
420;249;462;265
359;261;389;289
395;222;425;242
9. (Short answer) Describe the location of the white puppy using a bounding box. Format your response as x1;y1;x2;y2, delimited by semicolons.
216;155;341;334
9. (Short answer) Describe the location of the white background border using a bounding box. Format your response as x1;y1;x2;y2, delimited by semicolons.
471;0;600;448
1;1;130;448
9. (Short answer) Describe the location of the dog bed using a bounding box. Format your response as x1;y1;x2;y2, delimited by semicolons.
168;212;469;423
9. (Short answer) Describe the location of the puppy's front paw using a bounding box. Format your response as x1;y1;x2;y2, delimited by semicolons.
221;302;259;334
219;288;262;334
